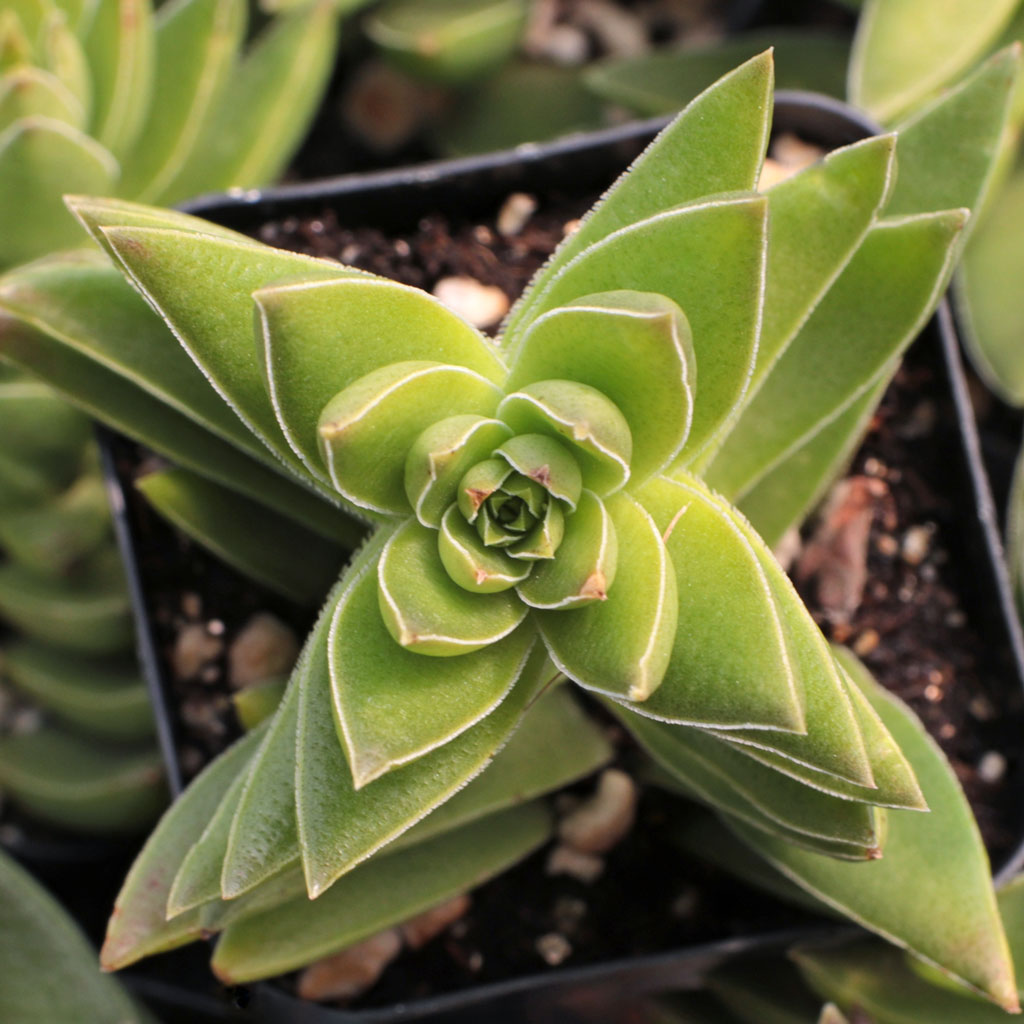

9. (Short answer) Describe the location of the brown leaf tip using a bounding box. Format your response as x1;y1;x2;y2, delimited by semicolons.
530;465;551;487
579;571;607;601
466;487;490;513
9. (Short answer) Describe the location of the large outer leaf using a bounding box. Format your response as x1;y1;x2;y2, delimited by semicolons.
848;0;1018;123
0;850;151;1023
297;566;550;896
167;0;340;197
730;650;1017;1011
101;724;267;970
257;276;503;487
509;195;767;465
504;50;772;340
0;726;165;834
119;0;246;203
706;211;966;503
83;0;153;157
136;466;348;604
0;117;116;268
213;802;551;984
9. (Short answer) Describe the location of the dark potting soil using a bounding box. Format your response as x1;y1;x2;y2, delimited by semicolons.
110;188;1022;1010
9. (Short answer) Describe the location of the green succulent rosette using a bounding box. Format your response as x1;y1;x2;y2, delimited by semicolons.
1;49;1020;1008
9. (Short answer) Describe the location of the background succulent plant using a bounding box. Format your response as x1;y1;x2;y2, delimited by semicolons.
0;366;164;835
0;49;1018;1006
0;0;346;270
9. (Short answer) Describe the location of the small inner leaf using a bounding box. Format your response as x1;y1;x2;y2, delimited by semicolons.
457;457;514;523
377;517;528;656
517;490;617;608
318;361;502;515
498;380;632;495
439;504;530;593
507;498;564;561
404;416;512;528
494;433;582;510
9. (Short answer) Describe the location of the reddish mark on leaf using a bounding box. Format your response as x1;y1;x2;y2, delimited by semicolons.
579;571;607;601
466;487;490;513
474;568;489;585
530;465;551;487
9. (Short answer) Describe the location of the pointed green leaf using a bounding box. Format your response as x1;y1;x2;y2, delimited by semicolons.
630;475;804;733
498;379;633;494
83;0;153;157
515;196;767;465
136;466;348;605
731;660;1017;1011
958;167;1024;405
707;212;966;502
438;502;530;592
119;0;247;204
737;371;891;549
538;491;676;702
213;803;550;984
40;9;92;117
615;706;881;857
377;517;528;658
505;497;564;560
517;489;617;609
220;678;302;899
794;938;1017;1023
884;47;1019;233
100;724;267;971
0;265;354;544
258;275;504;484
751;134;896;392
0;66;84;130
297;597;549;896
585;31;849;115
505;50;772;338
97;225;355;488
494;432;582;510
3;640;153;740
849;0;1018;123
67;192;252;244
0;117;115;269
340;531;532;781
365;0;528;84
405;416;513;528
318;361;502;514
0;850;151;1023
167;0;340;196
0;551;131;653
0;726;165;834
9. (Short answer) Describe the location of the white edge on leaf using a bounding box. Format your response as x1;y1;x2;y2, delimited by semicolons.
439;504;529;589
0;114;120;180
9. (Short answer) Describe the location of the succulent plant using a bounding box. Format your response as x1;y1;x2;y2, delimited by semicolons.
0;369;165;834
0;48;1018;1003
0;0;344;270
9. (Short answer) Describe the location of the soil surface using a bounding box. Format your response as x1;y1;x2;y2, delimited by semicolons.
109;182;1023;1014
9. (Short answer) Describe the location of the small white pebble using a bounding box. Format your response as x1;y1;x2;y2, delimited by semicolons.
9;706;41;736
852;629;880;657
535;932;572;966
558;768;637;854
562;218;582;237
545;843;605;884
978;751;1007;784
497;192;538;237
902;524;934;566
172;623;223;681
771;132;825;170
433;276;509;329
297;929;402;1002
529;22;589;65
229;613;299;690
400;893;470;949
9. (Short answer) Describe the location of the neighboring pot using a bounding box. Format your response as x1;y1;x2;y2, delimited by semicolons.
99;94;1024;1022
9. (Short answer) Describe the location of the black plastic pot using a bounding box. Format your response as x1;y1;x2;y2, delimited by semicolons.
99;93;1024;1022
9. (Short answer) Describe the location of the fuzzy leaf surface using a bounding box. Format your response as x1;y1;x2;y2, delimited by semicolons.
516;195;767;463
507;290;694;483
0;67;84;130
213;803;550;984
706;211;965;502
100;725;266;971
342;525;532;780
732;651;1016;1011
505;51;772;338
259;276;503;486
